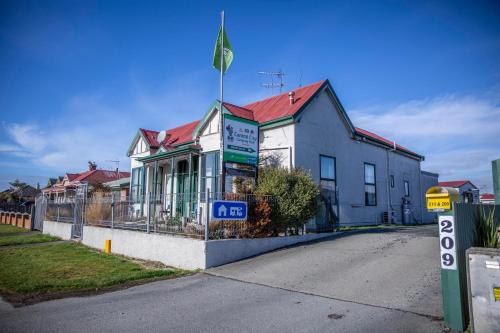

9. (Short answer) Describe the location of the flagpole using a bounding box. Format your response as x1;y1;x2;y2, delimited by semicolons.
219;10;225;196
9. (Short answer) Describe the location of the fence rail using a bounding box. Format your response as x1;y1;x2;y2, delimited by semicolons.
41;191;289;240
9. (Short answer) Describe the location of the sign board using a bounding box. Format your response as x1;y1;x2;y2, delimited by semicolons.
223;114;258;166
212;200;248;221
439;215;457;270
427;197;451;211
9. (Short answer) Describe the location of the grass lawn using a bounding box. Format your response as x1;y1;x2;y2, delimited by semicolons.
0;224;30;234
0;242;191;305
0;233;60;247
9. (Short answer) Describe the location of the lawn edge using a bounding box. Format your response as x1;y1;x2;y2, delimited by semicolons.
1;270;197;307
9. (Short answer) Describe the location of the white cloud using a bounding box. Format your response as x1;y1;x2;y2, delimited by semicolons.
1;74;214;176
5;123;47;152
350;93;500;192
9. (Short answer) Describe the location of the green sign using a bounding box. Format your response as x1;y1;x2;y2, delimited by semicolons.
223;114;258;166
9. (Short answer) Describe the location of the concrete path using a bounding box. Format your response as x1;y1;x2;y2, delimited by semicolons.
0;225;444;332
208;225;442;318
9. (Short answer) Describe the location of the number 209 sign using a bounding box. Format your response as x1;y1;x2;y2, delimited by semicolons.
439;215;457;270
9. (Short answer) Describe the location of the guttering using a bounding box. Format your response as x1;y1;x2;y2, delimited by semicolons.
138;145;200;163
355;134;424;161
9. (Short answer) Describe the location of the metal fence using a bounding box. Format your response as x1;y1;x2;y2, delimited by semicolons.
0;201;33;214
43;191;284;240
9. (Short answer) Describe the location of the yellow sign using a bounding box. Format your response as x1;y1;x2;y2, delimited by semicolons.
427;198;451;211
494;287;500;302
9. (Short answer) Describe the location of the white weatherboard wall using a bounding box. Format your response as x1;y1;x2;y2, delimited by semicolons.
43;220;73;240
82;225;206;270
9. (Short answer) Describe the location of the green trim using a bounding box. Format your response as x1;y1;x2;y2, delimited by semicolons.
126;130;151;157
258;116;294;130
191;100;234;140
224;113;258;125
138;146;200;163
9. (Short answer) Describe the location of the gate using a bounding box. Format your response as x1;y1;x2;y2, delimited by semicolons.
71;184;87;238
33;195;47;231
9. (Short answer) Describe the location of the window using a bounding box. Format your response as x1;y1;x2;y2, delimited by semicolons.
364;163;377;206
404;180;410;197
130;167;143;203
390;175;394;188
320;155;336;191
201;152;219;197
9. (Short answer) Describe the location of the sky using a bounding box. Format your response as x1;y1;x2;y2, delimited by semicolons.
1;0;499;192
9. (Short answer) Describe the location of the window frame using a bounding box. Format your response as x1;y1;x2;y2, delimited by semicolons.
404;180;410;197
130;167;144;203
364;163;377;206
319;154;336;182
390;175;394;188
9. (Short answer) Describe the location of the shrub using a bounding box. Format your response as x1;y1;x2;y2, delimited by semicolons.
255;167;319;235
474;206;499;248
85;201;112;225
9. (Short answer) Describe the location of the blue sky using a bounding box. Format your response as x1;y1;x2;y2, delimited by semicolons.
1;0;499;191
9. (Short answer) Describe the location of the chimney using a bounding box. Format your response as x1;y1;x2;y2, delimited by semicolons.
288;91;296;105
88;161;97;171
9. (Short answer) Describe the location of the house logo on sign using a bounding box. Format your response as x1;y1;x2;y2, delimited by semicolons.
212;200;248;221
218;204;228;217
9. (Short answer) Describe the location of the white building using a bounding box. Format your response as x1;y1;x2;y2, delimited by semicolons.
437;180;479;203
127;79;438;229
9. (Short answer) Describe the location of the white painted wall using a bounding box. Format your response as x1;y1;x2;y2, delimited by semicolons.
206;232;334;268
199;111;221;152
82;225;206;270
259;124;294;169
43;220;73;240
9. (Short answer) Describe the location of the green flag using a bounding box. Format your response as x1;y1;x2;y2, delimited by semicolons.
213;26;233;74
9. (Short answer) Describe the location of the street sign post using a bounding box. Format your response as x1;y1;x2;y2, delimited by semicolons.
212;200;247;220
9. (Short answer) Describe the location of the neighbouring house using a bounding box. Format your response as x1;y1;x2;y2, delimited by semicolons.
127;79;439;229
0;180;41;213
479;193;495;205
103;177;130;202
437;180;479;204
42;161;130;201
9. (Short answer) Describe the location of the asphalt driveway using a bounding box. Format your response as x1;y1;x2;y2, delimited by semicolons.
208;224;442;318
0;225;443;333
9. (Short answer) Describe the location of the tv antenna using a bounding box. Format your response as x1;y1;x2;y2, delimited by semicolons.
106;160;120;178
258;70;286;94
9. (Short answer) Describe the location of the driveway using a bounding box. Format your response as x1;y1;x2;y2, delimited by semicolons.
0;225;443;333
208;224;442;317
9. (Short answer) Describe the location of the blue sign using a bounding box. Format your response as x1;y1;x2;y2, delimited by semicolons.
212;200;248;221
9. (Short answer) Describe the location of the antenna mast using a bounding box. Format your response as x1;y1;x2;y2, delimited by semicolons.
106;160;120;179
258;70;286;94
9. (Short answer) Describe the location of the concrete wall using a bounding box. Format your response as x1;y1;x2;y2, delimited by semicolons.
206;232;334;268
82;225;206;270
43;220;73;240
294;89;424;225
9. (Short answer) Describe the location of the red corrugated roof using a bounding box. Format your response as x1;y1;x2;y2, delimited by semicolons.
66;173;79;181
244;80;326;123
139;79;422;159
354;127;418;156
438;180;470;188
140;120;199;150
480;193;495;200
73;170;130;184
223;102;254;121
